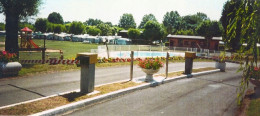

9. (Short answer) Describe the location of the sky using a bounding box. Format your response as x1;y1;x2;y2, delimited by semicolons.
0;0;228;25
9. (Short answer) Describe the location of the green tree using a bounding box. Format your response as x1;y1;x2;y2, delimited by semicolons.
0;23;4;30
69;21;85;35
84;18;103;26
86;26;101;36
225;0;259;105
111;26;123;35
97;23;111;36
128;28;140;44
46;22;54;32
104;22;113;27
35;18;48;33
175;29;194;35
181;12;208;31
163;11;181;34
139;14;157;29
53;24;65;34
196;12;209;21
0;0;41;53
220;0;242;52
47;12;64;24
196;20;222;37
118;13;136;29
19;22;35;31
143;21;165;44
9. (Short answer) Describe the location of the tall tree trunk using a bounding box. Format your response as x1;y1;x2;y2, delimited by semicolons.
5;12;19;54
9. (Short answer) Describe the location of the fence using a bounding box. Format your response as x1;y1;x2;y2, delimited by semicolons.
91;45;221;58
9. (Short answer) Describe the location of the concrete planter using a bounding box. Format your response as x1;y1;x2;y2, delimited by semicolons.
215;62;226;72
141;68;160;82
0;62;22;77
249;78;260;87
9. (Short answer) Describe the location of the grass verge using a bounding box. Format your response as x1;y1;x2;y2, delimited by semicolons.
157;67;216;78
247;98;260;116
0;67;218;115
0;81;141;115
236;89;260;116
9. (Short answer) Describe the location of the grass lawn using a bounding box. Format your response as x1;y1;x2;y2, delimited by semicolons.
247;98;260;116
0;81;141;115
0;36;99;59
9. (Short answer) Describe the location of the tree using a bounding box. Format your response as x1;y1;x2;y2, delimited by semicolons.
0;23;5;30
139;14;157;29
118;13;136;29
163;11;181;34
143;21;165;44
196;20;222;37
53;24;65;34
220;0;242;52
128;28;140;44
86;26;101;36
196;12;209;21
0;0;41;53
181;12;208;31
19;22;35;31
175;29;194;35
46;22;54;32
97;23;111;36
84;18;103;26
35;18;48;33
104;22;113;27
69;21;85;35
111;26;123;35
196;20;223;48
225;0;259;105
47;12;64;24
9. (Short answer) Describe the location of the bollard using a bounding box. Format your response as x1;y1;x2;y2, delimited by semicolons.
130;51;134;81
184;52;196;75
165;52;169;79
77;53;98;94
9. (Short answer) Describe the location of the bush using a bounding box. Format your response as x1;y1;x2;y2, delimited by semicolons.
86;26;101;36
69;21;85;35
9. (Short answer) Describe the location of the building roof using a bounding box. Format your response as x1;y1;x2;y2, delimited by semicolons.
167;34;222;41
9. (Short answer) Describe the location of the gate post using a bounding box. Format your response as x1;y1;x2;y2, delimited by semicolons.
184;52;196;76
77;53;98;94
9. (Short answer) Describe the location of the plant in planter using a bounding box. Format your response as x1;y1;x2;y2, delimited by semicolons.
0;51;21;77
223;0;260;105
215;52;226;72
138;58;164;82
249;66;260;86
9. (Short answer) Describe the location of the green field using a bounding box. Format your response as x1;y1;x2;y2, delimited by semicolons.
0;36;99;60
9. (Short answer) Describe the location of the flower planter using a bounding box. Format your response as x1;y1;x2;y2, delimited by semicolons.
215;62;226;72
0;62;22;77
141;68;160;82
249;78;260;87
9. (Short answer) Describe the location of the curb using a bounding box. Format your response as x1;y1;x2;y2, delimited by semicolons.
30;69;221;116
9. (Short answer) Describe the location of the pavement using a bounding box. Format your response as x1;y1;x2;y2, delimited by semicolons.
0;62;250;116
63;64;244;116
0;62;221;107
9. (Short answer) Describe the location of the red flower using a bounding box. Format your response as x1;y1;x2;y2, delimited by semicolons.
254;67;259;71
2;51;7;55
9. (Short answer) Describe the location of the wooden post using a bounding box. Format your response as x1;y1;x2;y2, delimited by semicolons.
166;52;169;79
42;49;45;64
130;51;134;81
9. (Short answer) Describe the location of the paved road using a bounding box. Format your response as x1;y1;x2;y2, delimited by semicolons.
0;62;231;107
65;64;243;116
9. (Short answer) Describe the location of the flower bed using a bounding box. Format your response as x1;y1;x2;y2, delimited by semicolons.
97;56;184;63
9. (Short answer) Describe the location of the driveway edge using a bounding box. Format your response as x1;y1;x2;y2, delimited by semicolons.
31;69;220;116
